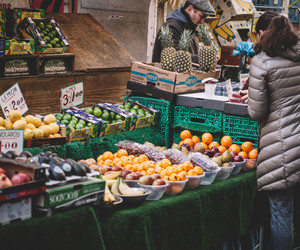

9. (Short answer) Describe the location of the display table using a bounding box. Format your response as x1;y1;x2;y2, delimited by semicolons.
0;171;270;250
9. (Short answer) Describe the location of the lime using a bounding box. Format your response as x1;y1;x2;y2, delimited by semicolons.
48;33;54;39
55;113;63;120
93;108;102;118
61;119;69;125
125;102;133;109
63;113;72;121
37;26;41;32
44;28;50;33
111;120;116;124
50;40;56;46
43;36;50;42
55;43;61;48
85;107;93;114
39;22;44;28
47;43;52;48
110;111;116;120
115;114;123;120
101;112;110;121
78;119;86;126
40;33;45;37
132;105;140;110
46;24;53;30
69;126;75;130
138;114;144;118
138;109;145;114
60;41;65;47
146;113;152;117
125;108;130;112
116;119;123;123
130;109;137;115
75;123;84;130
87;122;93;127
53;37;59;43
71;116;78;122
118;104;125;109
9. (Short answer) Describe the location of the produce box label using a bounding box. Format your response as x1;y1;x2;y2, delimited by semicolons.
5;39;35;55
4;59;30;75
61;82;84;110
0;129;24;155
0;83;28;118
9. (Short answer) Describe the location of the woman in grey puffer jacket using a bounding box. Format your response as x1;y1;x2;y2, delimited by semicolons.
248;12;300;249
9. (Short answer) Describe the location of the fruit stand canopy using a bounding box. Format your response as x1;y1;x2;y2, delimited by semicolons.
48;13;135;71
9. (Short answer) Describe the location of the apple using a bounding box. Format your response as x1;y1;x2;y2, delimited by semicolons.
150;173;161;181
233;155;244;162
0;173;12;189
138;175;154;185
204;149;214;158
210;146;219;155
85;158;97;166
230;151;238;158
122;169;131;178
11;172;32;185
152;179;166;186
135;172;144;179
98;165;109;175
125;172;138;180
111;165;122;172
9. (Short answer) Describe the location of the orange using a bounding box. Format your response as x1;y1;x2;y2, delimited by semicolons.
200;142;208;150
113;158;122;166
187;169;197;176
160;169;167;177
228;144;241;153
169;173;181;181
96;155;103;162
155;165;162;173
218;145;227;154
102;151;114;161
133;157;140;164
183;138;194;148
182;161;194;171
194;166;204;175
97;160;104;166
117;149;128;158
104;159;114;166
180;130;192;140
114;152;118;158
138;154;148;163
160;158;172;169
178;171;187;181
238;151;248;159
208;141;220;150
191;135;200;145
202;133;213;144
179;141;184;147
176;164;184;173
136;164;144;172
146;167;155;175
248;149;258;159
241;141;253;153
166;166;177;176
128;155;135;161
163;175;170;181
221;135;233;148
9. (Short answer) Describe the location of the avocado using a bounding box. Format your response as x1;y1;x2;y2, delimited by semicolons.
72;163;87;176
49;164;66;181
59;161;73;176
77;161;91;173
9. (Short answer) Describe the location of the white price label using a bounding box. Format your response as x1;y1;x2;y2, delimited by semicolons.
240;73;249;89
0;130;24;155
0;83;28;119
225;79;232;98
61;82;84;110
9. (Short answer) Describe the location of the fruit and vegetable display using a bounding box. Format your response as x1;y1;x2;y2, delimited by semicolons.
0;110;61;140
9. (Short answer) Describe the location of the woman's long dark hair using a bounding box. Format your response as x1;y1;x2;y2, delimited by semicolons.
255;14;299;57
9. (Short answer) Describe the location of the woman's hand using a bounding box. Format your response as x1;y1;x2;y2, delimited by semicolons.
240;90;249;104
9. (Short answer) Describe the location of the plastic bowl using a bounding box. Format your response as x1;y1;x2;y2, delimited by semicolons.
243;159;257;172
200;167;221;185
138;183;168;200
124;179;139;187
216;164;234;180
165;179;188;195
185;173;205;190
99;194;123;211
114;188;151;207
231;161;245;175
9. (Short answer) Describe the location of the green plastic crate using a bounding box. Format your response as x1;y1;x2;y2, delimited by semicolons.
157;122;173;148
223;114;259;146
174;106;223;130
124;96;174;125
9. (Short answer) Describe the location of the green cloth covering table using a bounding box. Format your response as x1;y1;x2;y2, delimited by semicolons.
0;171;269;250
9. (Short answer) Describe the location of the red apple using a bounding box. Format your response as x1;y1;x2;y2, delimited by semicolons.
230;151;238;158
152;179;166;186
11;172;32;186
151;173;161;181
135;172;144;179
98;165;109;175
211;146;220;155
233;155;244;162
138;175;154;185
0;173;12;188
122;169;131;178
125;172;138;180
85;158;97;166
111;165;122;172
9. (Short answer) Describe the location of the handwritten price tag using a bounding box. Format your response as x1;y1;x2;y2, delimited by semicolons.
61;82;84;110
0;129;24;155
0;83;28;119
225;79;233;98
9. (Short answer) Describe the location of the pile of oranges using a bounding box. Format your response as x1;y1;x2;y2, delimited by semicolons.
178;130;258;160
96;149;204;181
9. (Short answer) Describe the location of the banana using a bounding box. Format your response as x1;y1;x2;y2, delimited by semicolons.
104;183;115;203
106;179;117;187
101;171;122;181
118;176;144;196
111;177;121;195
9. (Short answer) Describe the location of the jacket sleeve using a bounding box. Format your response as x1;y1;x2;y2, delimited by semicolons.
247;55;270;121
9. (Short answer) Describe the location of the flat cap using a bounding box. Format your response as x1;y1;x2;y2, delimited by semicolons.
187;0;216;16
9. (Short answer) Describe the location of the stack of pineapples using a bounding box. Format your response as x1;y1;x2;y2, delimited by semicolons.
159;24;217;73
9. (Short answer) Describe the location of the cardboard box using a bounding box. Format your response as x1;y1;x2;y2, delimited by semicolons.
0;39;4;56
211;0;255;27
220;45;252;66
0;197;32;225
130;62;220;94
0;9;5;39
215;20;251;46
33;177;104;211
19;17;70;54
5;39;35;55
0;157;46;202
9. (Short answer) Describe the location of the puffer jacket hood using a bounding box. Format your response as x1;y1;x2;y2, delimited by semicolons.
248;46;300;191
167;8;187;23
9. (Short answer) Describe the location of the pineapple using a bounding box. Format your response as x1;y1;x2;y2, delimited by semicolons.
174;29;193;74
196;24;217;72
159;25;176;71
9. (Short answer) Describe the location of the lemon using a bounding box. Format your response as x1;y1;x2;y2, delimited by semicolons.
13;120;26;129
25;123;36;130
0;126;5;130
53;133;62;138
24;129;34;140
4;119;13;129
48;134;54;138
48;123;59;134
33;117;42;128
8;110;22;122
25;115;35;124
33;128;44;139
44;114;56;124
39;125;52;137
0;117;5;126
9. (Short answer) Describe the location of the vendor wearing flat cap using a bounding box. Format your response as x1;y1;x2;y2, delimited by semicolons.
152;0;216;64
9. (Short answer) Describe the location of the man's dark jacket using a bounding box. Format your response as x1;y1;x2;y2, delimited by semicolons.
152;8;199;63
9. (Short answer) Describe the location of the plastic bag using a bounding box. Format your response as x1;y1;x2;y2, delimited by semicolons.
139;144;165;162
188;152;219;172
164;148;188;165
116;140;143;156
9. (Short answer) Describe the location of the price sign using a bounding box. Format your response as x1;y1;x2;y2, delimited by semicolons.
0;130;24;155
225;79;233;98
240;73;249;90
61;82;84;110
0;83;28;119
